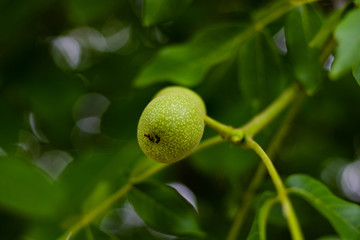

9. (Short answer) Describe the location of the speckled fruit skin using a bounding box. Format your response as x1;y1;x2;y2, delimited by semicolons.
137;94;204;163
154;86;206;116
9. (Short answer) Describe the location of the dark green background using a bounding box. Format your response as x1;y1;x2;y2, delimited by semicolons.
0;0;359;239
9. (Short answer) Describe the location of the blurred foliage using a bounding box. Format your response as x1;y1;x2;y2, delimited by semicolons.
128;181;203;236
330;7;360;78
0;0;360;240
285;4;323;95
238;31;287;111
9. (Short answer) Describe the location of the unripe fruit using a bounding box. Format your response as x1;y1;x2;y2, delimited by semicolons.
137;93;204;163
154;86;206;116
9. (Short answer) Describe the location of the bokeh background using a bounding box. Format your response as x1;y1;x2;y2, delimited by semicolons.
0;0;359;239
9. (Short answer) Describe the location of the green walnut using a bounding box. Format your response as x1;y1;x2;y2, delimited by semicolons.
137;93;205;163
154;86;206;116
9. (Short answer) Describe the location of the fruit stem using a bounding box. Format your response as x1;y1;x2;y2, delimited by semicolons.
202;84;299;148
204;116;244;144
203;85;304;240
227;93;304;240
245;138;304;240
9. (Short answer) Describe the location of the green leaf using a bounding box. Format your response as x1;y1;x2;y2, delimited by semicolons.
330;8;360;79
246;192;278;240
0;157;64;218
352;64;360;86
287;174;360;240
238;31;287;111
285;5;323;95
134;24;246;87
142;0;193;26
128;181;203;237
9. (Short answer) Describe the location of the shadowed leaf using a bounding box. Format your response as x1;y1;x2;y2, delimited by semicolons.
134;24;247;87
128;181;203;237
285;5;323;95
0;157;64;218
239;31;287;111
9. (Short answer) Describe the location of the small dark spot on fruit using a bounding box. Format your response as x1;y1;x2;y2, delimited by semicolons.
154;135;160;143
144;133;160;144
144;133;154;142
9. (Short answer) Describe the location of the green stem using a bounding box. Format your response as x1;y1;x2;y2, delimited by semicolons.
195;84;299;155
203;84;298;145
246;138;304;240
204;116;244;144
203;88;304;239
252;0;319;32
259;197;279;240
227;94;304;240
246;139;285;193
234;0;319;48
227;30;335;239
